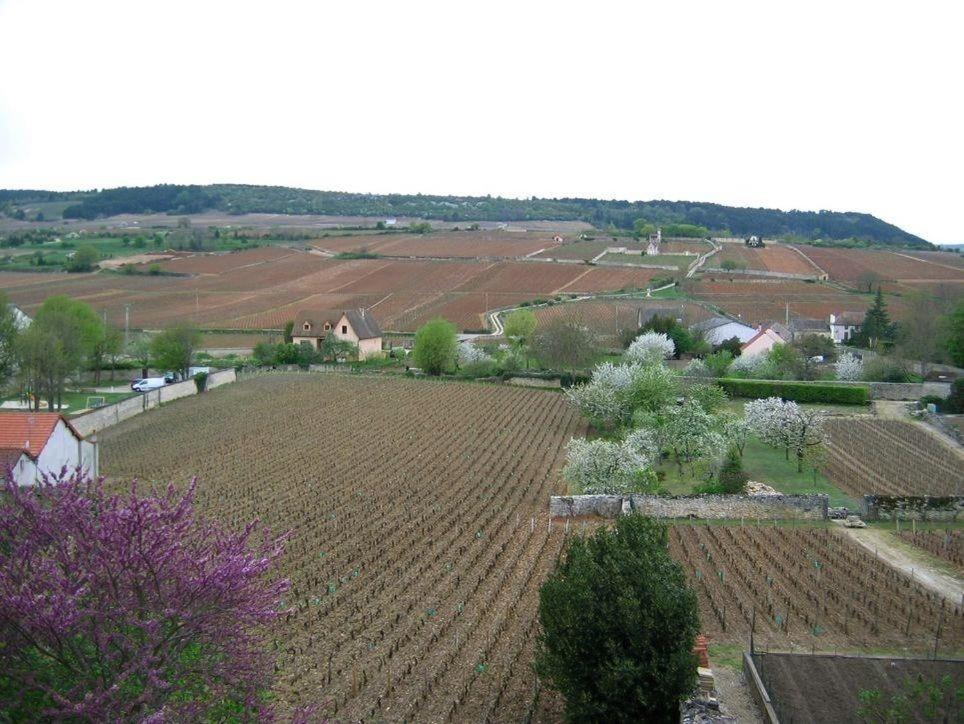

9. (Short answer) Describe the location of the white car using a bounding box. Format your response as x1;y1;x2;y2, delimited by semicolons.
132;377;166;393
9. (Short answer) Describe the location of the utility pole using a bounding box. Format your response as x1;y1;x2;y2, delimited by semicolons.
124;303;131;348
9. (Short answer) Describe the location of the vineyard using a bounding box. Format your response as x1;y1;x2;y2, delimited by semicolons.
668;524;963;654
100;375;586;720
689;277;901;325
822;419;964;497
793;246;964;284
896;530;964;570
311;230;564;259
530;299;713;345
1;246;667;334
712;244;822;276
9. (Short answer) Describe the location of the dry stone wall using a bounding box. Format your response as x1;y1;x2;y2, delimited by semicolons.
549;493;828;520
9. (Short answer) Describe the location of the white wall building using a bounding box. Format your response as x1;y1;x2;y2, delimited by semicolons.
690;316;758;346
0;413;97;486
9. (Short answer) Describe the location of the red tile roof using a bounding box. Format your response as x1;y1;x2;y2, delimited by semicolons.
0;412;80;459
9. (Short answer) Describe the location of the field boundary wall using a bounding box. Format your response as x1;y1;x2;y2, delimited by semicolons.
680;376;950;401
743;653;779;724
702;266;826;281
549;493;828;520
860;495;963;521
72;368;236;437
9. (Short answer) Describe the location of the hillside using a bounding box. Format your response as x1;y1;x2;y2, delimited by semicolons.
0;184;930;247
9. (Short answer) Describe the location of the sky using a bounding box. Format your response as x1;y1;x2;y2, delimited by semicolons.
0;1;962;243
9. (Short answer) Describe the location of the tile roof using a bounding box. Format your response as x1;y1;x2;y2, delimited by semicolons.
0;412;79;459
294;309;382;340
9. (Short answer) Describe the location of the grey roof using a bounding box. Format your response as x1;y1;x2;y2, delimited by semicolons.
294;309;382;340
691;316;743;332
767;322;794;342
789;318;828;332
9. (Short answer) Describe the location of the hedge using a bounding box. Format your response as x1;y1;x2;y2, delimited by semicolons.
718;378;869;405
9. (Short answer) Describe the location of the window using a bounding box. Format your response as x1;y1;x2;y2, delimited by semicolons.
303;322;311;332
342;325;348;334
324;322;331;331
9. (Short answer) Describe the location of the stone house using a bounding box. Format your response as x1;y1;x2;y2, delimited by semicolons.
829;313;861;344
0;412;97;486
741;326;789;357
291;309;383;360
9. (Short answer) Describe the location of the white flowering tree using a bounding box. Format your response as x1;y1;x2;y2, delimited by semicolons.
835;351;863;381
663;400;728;477
745;397;826;472
564;362;640;428
729;354;762;378
562;437;657;494
719;411;752;457
625;331;675;366
683;358;712;379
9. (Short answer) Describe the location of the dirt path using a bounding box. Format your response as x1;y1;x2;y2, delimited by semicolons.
836;525;963;604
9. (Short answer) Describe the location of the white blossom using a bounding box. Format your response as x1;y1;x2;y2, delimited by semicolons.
730;354;763;377
683;358;712;379
563;437;652;494
625;331;675;365
458;343;493;365
745;397;826;471
835;351;863;381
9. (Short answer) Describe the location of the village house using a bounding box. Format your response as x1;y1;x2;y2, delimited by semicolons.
291;309;383;360
740;325;791;357
690;316;758;347
829;313;861;344
787;317;832;340
0;412;98;486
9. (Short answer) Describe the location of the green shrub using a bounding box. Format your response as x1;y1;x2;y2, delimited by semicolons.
943;379;964;414
718;378;869;404
536;516;699;721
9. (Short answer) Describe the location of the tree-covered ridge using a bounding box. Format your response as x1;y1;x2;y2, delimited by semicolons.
0;184;929;247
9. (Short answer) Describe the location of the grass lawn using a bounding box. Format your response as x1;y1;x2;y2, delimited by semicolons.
657;435;856;508
2;389;137;416
603;253;689;268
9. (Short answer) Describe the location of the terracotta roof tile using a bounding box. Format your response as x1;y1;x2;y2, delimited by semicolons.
0;412;79;458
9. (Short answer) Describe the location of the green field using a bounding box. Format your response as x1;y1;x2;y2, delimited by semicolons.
2;389;137;416
604;252;692;268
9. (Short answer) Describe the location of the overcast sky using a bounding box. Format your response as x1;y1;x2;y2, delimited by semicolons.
1;1;961;242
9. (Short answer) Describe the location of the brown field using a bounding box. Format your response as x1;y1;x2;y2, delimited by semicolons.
668;524;963;655
688;278;896;325
792;246;964;284
712;244;822;276
312;230;563;259
903;250;964;268
100;374;585;720
822;419;964;497
531;299;714;345
896;530;964;571
0;249;660;333
751;653;962;724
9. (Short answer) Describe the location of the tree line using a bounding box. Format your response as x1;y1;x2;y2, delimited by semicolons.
0;184;929;246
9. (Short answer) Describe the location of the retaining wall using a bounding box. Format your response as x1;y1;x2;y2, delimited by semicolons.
549;493;828;520
703;266;825;281
680;377;951;402
72;368;236;436
860;495;963;521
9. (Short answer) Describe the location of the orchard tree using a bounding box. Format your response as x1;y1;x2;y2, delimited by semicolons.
0;472;288;720
413;317;458;375
536;515;699;722
150;323;202;378
128;333;153;378
0;292;19;387
502;308;537;349
625;331;675;365
746;396;826;471
531;318;597;372
835;351;863;381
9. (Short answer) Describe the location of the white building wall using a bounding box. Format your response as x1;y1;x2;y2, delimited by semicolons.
17;420;91;485
705;321;757;345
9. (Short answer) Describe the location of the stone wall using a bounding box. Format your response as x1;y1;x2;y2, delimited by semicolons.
860;495;963;521
702;266;825;281
549;493;828;520
72;368;236;437
869;381;951;401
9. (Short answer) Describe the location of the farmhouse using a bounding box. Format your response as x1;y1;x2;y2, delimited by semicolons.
741;325;789;356
690;316;758;346
0;412;98;486
291;309;383;360
829;312;861;343
788;317;832;340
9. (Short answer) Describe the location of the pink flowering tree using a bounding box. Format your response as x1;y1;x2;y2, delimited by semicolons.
0;470;288;720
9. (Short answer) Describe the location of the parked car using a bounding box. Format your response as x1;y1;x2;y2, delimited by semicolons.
163;372;177;383
132;378;166;393
130;378;144;390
